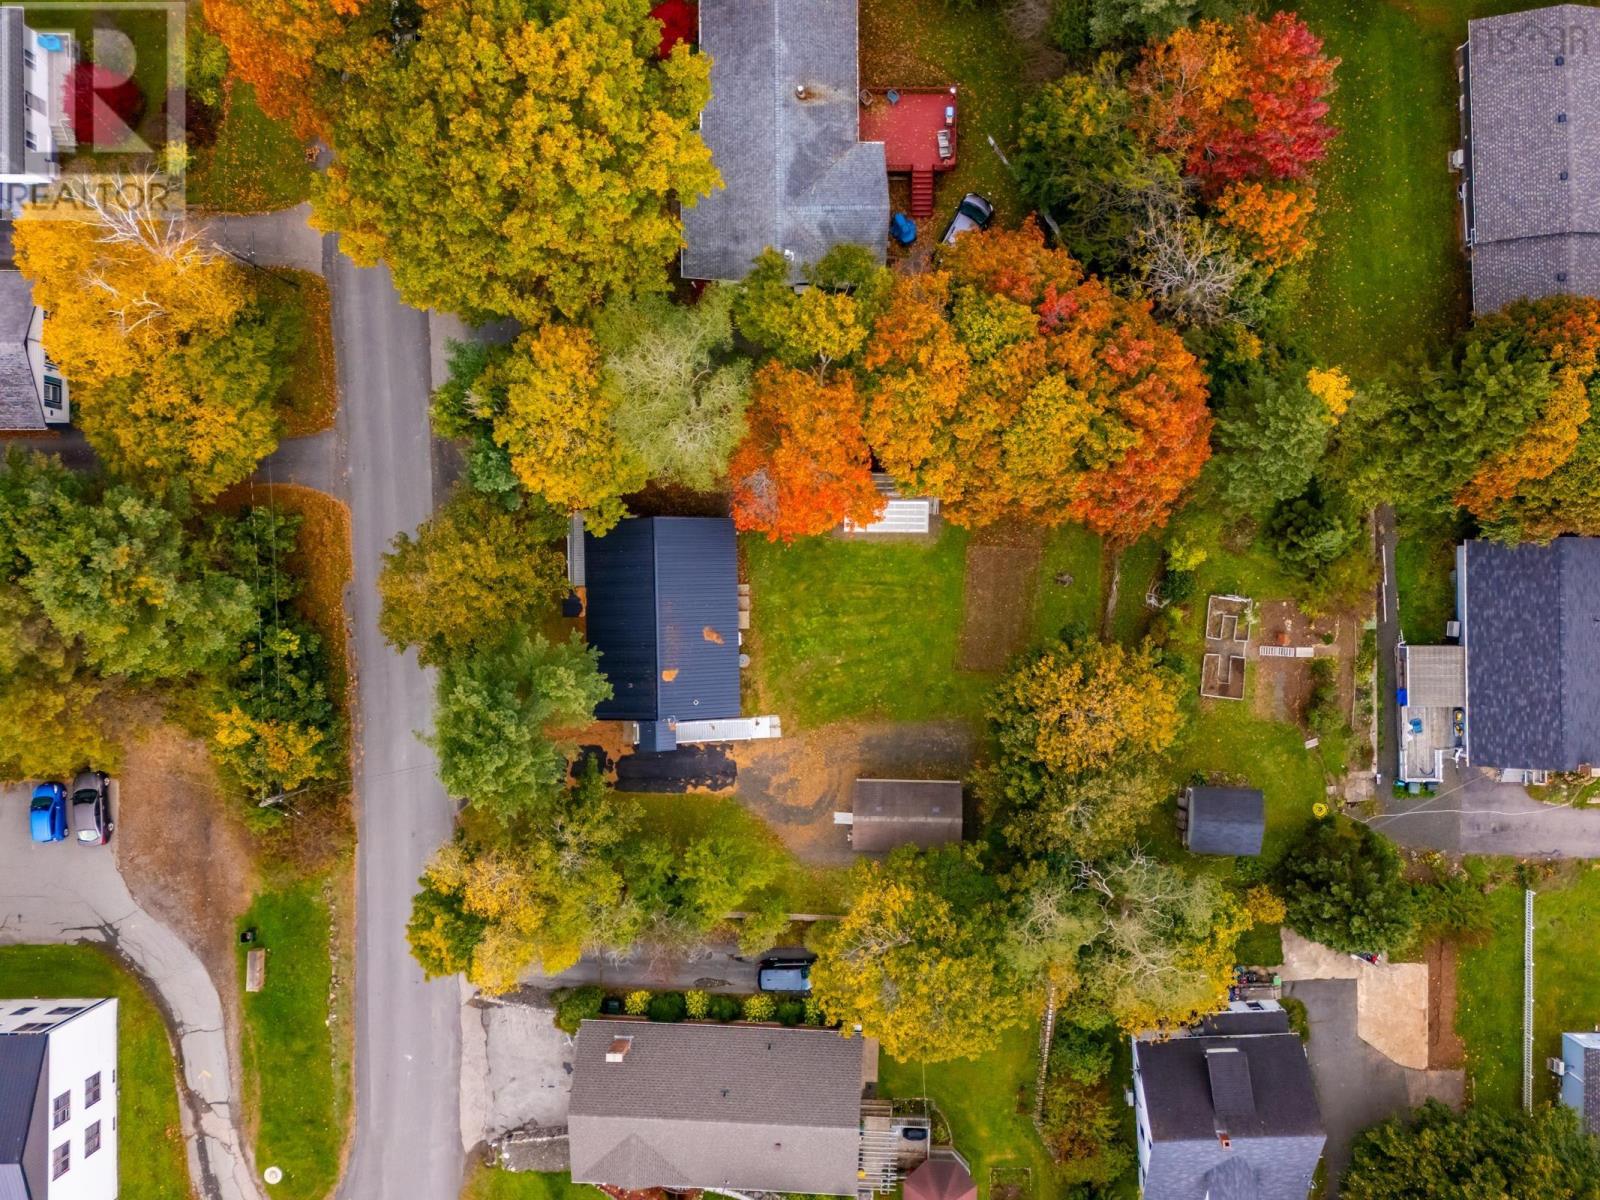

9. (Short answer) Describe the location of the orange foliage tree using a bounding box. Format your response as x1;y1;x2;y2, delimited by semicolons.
860;222;1212;542
1131;13;1338;192
728;364;882;542
201;0;365;139
1213;181;1318;269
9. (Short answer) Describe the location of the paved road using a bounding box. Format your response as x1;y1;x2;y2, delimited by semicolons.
0;785;265;1200
325;242;463;1200
1374;761;1600;856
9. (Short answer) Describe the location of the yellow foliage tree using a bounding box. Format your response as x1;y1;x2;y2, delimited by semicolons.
1306;366;1354;424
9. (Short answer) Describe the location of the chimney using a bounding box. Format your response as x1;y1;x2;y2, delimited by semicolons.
1218;1132;1232;1150
606;1036;633;1063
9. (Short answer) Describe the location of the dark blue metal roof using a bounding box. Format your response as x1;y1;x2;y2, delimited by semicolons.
1465;538;1600;771
585;517;742;725
1186;787;1266;856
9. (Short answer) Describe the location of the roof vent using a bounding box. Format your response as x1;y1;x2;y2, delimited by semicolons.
606;1036;633;1063
1555;54;1565;64
1558;272;1570;283
1560;170;1570;181
1556;112;1568;124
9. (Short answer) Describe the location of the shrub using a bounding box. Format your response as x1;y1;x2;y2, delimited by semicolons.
775;999;806;1026
1051;1024;1113;1085
623;989;651;1016
742;994;776;1022
1039;1076;1132;1188
708;994;741;1022
1280;995;1310;1041
1274;819;1416;954
1159;567;1196;606
647;991;687;1023
552;985;604;1034
684;989;710;1020
803;995;826;1026
1305;657;1344;740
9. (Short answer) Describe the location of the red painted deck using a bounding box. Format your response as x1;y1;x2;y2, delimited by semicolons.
860;87;958;219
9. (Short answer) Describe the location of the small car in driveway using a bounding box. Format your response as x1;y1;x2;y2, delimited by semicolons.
757;957;813;993
70;770;113;845
940;192;995;245
28;782;67;843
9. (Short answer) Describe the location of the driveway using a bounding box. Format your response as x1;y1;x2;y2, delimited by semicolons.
1284;979;1463;1196
1373;761;1600;857
0;784;265;1200
520;943;776;994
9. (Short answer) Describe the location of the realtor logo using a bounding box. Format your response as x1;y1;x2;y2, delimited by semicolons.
0;2;186;217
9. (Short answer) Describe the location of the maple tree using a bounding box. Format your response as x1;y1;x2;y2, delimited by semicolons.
733;246;890;369
860;223;1211;540
311;0;719;324
728;363;882;541
1213;181;1318;269
201;0;365;139
1131;14;1338;192
809;848;1023;1062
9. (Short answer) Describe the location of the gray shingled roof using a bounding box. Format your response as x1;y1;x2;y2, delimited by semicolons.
1463;4;1600;313
0;1034;45;1200
1586;1046;1600;1135
681;0;888;281
0;7;24;178
1136;1029;1324;1200
1185;787;1265;857
0;271;42;430
850;779;964;854
567;1020;869;1195
1463;538;1600;771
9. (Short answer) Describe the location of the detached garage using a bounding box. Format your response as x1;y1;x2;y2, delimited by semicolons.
837;778;964;853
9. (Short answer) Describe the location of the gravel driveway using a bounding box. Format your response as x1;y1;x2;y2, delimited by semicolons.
0;782;265;1200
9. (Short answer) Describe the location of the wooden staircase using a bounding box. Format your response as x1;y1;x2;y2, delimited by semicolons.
909;168;935;219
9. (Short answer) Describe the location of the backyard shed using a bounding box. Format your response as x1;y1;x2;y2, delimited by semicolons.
904;1158;976;1200
1183;786;1265;856
583;517;741;751
842;779;964;853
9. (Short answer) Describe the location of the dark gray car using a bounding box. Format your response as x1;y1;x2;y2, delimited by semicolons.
70;770;112;846
940;192;995;245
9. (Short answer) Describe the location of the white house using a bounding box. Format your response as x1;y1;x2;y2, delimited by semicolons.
0;5;77;209
0;997;119;1200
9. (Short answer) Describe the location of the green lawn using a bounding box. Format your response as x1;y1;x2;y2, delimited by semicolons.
1033;525;1104;644
1296;0;1470;375
880;1022;1072;1200
860;0;1028;221
238;879;348;1200
188;81;312;213
461;1167;603;1200
0;944;189;1200
24;3;171;155
1110;538;1164;645
624;793;856;915
1456;869;1600;1111
1394;512;1461;645
743;528;995;728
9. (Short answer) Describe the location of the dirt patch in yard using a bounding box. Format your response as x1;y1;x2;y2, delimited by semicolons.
114;723;259;1046
732;719;979;865
1250;599;1360;728
1428;939;1466;1069
958;524;1043;671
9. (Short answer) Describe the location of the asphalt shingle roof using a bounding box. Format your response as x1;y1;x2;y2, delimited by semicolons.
567;1020;868;1195
0;8;24;178
1185;788;1265;857
0;1035;44;1200
1463;537;1600;771
850;779;964;853
681;0;888;281
0;271;42;431
1464;4;1600;313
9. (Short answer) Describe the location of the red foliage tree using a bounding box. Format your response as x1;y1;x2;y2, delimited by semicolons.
729;363;883;542
64;63;145;148
1132;13;1338;192
649;0;697;57
861;221;1212;542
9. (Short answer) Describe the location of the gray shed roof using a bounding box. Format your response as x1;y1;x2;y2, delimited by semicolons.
1463;4;1600;313
1136;1028;1324;1200
0;7;24;178
850;778;964;853
681;0;889;282
0;271;41;430
1560;1032;1600;1133
1463;537;1600;771
568;1020;870;1195
1185;787;1265;857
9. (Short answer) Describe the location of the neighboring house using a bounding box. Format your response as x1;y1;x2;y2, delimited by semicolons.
1182;786;1265;857
680;0;889;282
567;1019;877;1195
578;516;779;751
836;778;964;853
1454;4;1600;314
0;6;76;202
1558;1030;1600;1134
1398;538;1600;784
0;998;118;1200
0;268;68;430
1132;1002;1325;1200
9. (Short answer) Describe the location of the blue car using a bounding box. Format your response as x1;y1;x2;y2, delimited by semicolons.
29;782;67;843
